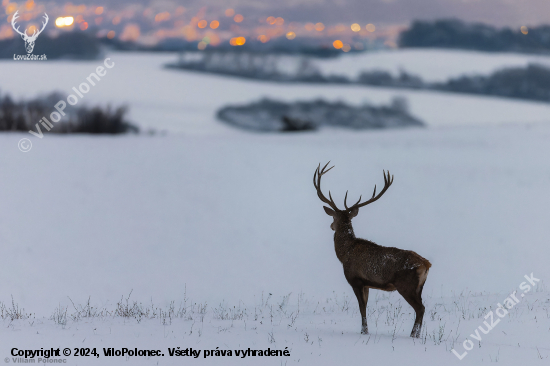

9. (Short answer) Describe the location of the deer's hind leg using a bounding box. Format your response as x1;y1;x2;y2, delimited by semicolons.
352;286;369;334
395;268;428;338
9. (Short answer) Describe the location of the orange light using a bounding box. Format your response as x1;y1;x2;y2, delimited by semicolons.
155;12;170;22
275;17;284;26
333;40;343;49
75;15;84;23
225;9;235;17
6;3;17;14
257;35;270;43
266;16;275;25
315;22;324;31
304;23;314;31
286;31;296;40
107;30;115;39
198;20;207;28
366;23;375;32
234;14;243;23
521;26;528;35
120;24;140;41
80;22;88;30
351;23;361;32
229;37;237;46
95;7;104;15
210;20;219;29
25;0;35;11
236;36;246;45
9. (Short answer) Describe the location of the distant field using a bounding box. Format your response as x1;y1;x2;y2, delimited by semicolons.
2;51;550;133
314;48;550;82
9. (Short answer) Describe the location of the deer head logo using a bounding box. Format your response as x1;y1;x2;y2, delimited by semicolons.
11;10;49;54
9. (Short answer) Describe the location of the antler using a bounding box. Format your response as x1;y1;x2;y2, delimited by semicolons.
11;11;48;40
313;162;340;211
32;13;49;39
11;11;27;38
344;170;394;211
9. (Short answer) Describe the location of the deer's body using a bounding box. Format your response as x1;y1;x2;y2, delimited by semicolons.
314;162;431;337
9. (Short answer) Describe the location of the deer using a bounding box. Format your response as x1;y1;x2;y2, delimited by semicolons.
313;162;431;338
11;10;49;54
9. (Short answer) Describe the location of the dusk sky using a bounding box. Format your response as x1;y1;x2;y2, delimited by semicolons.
45;0;550;27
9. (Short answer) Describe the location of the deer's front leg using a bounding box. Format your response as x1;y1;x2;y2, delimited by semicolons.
352;286;369;334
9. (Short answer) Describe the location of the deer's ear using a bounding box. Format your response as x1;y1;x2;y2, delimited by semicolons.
349;207;359;218
323;206;335;216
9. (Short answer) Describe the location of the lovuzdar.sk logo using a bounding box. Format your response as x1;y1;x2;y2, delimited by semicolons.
11;10;48;61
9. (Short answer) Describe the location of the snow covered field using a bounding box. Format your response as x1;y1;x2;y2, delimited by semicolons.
2;51;550;133
314;48;550;82
0;50;549;365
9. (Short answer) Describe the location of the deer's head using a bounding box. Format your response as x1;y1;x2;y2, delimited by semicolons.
12;11;49;54
313;162;393;231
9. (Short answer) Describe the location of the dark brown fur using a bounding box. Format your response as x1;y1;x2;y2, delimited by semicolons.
314;163;431;337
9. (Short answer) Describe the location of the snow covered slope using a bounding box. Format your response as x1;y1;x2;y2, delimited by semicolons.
1;52;550;133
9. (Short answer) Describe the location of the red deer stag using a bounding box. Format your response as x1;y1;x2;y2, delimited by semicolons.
313;162;431;338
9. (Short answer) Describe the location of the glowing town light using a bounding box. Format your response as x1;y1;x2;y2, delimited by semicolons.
197;19;207;28
521;26;528;35
6;3;17;15
304;23;314;31
210;20;219;29
266;16;276;25
107;30;115;39
315;22;324;31
257;35;269;43
286;31;296;40
155;12;170;22
275;17;284;26
95;7;104;15
55;17;65;27
234;14;243;23
198;41;207;50
366;23;375;32
333;40;343;49
235;36;246;45
342;44;351;52
64;16;74;26
225;9;235;17
79;22;88;30
351;23;361;32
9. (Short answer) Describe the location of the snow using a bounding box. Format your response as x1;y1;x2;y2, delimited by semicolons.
2;51;550;133
313;48;550;82
0;50;549;365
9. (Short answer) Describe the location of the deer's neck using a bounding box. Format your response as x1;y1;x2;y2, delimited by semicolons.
333;221;355;263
